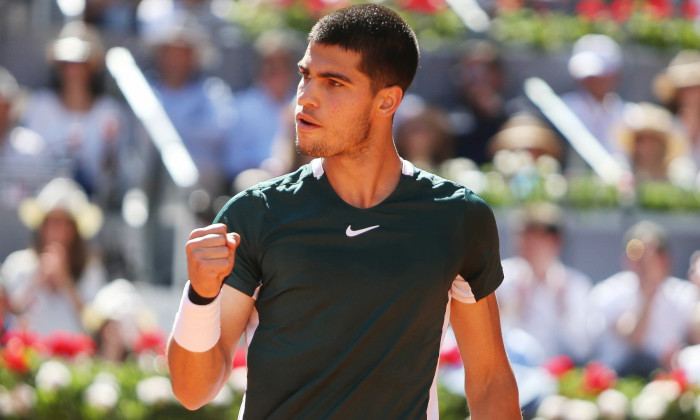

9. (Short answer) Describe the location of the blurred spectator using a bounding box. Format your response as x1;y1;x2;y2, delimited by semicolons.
487;113;564;163
0;66;63;208
239;98;313;191
85;0;141;40
21;21;131;207
690;250;700;288
223;29;304;184
447;39;509;166
615;102;688;182
589;220;699;377
561;34;628;169
395;101;454;173
0;178;107;335
686;250;700;346
144;19;232;196
496;202;593;364
136;0;253;91
654;50;700;173
82;278;159;361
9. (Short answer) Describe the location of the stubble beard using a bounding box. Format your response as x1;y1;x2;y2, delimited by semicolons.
295;110;373;160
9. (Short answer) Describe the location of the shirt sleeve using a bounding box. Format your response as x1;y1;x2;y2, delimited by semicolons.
214;189;266;298
458;190;504;302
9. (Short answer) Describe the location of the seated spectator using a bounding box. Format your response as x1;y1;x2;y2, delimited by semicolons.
144;19;232;196
0;178;107;335
447;39;509;166
223;29;304;184
653;50;700;173
496;202;592;364
0;66;61;208
487;113;564;163
561;34;628;169
21;21;130;206
395;101;454;173
589;220;699;377
82;278;160;362
615;102;688;182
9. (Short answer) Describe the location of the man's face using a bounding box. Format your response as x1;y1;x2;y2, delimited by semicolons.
626;239;669;283
295;42;376;158
633;131;666;170
515;226;559;264
157;43;196;85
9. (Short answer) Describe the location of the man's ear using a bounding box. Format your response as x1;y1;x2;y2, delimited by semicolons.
375;85;404;117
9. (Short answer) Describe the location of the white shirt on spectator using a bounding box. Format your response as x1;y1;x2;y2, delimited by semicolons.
588;271;699;371
21;90;128;196
1;248;107;335
561;89;628;168
496;256;593;363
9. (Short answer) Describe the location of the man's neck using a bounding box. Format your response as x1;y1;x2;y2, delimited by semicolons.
322;138;402;209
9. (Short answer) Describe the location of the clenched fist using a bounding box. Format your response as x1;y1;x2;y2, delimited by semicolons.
185;223;240;299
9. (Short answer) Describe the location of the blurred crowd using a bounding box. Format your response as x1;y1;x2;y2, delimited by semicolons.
1;0;700;410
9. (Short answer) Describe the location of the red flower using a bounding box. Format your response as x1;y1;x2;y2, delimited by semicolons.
233;347;247;369
643;0;674;19
303;0;350;13
438;345;462;367
576;0;608;21
680;0;699;19
543;355;575;378
399;0;449;14
1;337;30;373
582;361;617;394
610;0;635;22
42;331;96;359
1;329;41;349
132;330;166;355
655;368;690;393
496;0;525;12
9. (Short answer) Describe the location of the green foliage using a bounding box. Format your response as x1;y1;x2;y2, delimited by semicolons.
492;10;700;51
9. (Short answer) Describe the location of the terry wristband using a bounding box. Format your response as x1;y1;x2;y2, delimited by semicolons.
172;281;222;352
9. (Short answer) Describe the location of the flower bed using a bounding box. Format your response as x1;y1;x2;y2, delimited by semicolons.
532;355;700;420
0;329;471;419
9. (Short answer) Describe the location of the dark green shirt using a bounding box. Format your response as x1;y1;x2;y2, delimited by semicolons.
215;159;503;420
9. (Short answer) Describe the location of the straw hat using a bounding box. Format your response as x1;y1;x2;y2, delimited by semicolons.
143;19;217;69
488;113;563;161
510;201;565;235
46;21;105;70
616;102;687;163
653;50;700;105
18;178;103;239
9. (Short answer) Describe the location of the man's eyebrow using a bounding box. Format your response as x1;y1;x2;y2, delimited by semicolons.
297;63;353;84
319;71;352;83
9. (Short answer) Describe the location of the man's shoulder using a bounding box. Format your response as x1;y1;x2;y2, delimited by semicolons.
221;165;313;209
410;165;474;203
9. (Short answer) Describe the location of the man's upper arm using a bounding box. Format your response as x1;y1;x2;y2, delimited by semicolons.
450;292;510;384
219;284;256;361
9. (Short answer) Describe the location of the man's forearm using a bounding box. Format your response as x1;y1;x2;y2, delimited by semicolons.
167;338;232;410
465;371;522;419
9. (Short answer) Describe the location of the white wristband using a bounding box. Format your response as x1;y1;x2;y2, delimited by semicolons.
172;281;222;352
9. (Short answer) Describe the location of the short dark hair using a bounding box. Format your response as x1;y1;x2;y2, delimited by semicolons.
511;202;564;236
623;220;670;254
308;4;420;94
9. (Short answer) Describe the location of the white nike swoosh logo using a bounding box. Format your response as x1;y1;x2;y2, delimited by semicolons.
345;225;380;237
